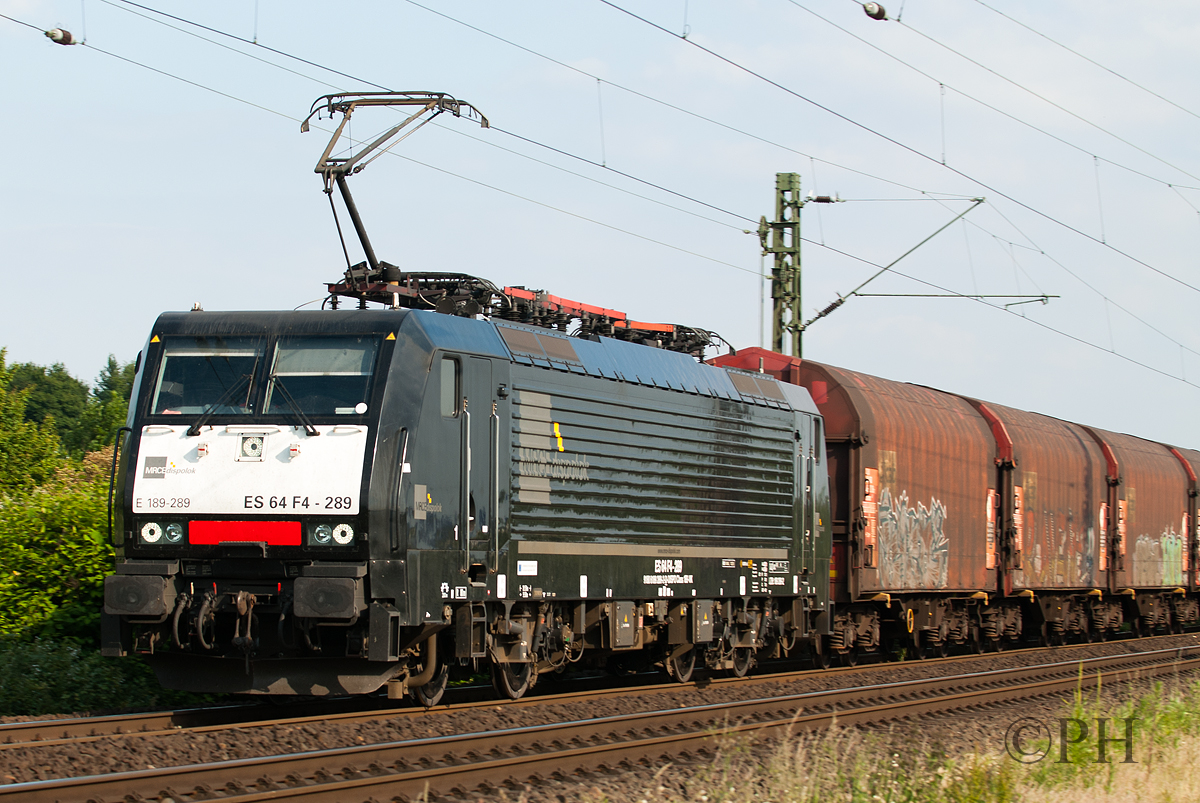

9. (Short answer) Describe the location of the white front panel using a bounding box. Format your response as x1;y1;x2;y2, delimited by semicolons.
131;424;369;515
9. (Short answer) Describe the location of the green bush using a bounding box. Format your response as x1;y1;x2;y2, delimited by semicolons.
0;639;204;716
0;453;114;644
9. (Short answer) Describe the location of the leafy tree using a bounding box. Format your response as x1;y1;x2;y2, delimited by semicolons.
8;361;88;446
72;355;138;453
95;355;137;402
0;351;64;491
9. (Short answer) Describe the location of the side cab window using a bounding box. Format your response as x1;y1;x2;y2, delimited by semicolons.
440;356;460;417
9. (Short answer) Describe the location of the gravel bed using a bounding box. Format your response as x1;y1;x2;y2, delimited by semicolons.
3;633;1198;790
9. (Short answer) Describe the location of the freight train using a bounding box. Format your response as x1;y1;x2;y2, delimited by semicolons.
99;275;1200;704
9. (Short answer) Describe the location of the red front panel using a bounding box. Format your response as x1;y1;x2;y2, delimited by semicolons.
189;520;302;546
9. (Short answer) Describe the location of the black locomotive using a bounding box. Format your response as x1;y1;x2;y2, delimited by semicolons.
102;303;830;702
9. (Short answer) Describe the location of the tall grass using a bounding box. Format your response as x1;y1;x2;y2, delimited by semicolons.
606;673;1200;803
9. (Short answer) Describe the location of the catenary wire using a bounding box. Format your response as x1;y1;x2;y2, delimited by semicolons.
26;0;1200;349
889;14;1200;183
2;14;759;279
95;0;986;240
972;0;1200;122
105;0;972;202
100;0;1200;335
785;0;1200;193
0;11;42;32
955;197;1200;359
97;0;344;90
3;11;1196;392
880;266;1200;391
395;0;952;197
104;0;765;230
597;0;1200;297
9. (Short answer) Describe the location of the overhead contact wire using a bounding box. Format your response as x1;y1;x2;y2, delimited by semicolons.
972;0;1200;122
786;0;1200;192
5;10;1196;392
598;0;1200;296
893;16;1200;183
105;0;765;230
397;0;940;196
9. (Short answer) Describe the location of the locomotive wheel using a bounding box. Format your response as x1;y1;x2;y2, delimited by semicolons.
728;647;752;678
666;646;696;683
491;661;532;700
410;661;449;708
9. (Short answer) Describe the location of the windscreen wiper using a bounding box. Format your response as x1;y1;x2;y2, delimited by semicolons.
269;379;320;437
186;374;252;436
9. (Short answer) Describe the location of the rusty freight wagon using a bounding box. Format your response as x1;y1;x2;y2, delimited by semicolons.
710;347;1200;661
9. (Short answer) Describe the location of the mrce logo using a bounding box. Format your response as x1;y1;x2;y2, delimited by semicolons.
142;456;194;479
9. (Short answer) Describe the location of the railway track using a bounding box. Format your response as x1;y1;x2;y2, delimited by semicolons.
4;643;1198;802
1;632;1186;749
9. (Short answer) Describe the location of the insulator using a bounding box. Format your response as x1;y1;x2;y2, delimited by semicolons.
818;298;844;318
863;3;887;20
45;28;78;45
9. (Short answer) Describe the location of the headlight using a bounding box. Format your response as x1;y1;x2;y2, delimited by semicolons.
312;524;333;545
332;523;354;545
140;522;163;544
164;523;185;544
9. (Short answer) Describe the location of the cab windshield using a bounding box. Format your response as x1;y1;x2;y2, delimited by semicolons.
265;335;380;416
151;337;263;415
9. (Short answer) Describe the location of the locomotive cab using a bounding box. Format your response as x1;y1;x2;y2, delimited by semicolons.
103;309;413;694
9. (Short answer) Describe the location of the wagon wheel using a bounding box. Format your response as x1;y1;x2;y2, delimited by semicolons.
410;660;450;708
728;647;753;678
841;647;859;667
970;625;985;655
491;661;533;700
665;646;696;684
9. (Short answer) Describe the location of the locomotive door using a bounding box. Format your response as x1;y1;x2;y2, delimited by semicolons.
462;357;495;591
800;415;819;580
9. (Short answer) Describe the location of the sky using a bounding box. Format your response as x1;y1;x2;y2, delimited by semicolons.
3;0;1200;446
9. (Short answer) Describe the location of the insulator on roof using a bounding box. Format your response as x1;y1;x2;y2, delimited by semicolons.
45;28;78;45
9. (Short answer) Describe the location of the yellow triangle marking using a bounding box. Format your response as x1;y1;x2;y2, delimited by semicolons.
150;335;160;343
386;332;396;340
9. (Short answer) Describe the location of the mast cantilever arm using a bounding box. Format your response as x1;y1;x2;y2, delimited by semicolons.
301;92;489;181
